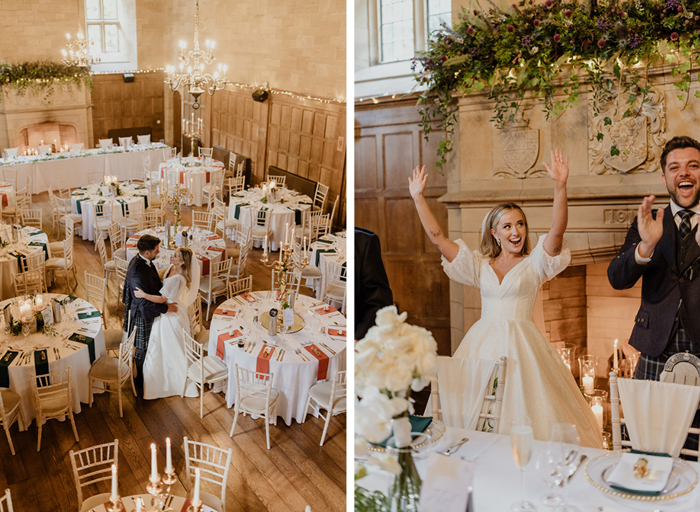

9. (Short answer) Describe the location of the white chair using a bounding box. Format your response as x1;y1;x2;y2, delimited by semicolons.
230;238;253;280
431;356;507;433
99;138;113;148
610;371;700;459
182;331;228;419
115;256;129;307
313;182;329;212
249;207;273;252
31;367;80;451
183;437;233;511
198;147;213;159
320;258;346;313
0;488;13;512
2;148;18;159
227;152;238;178
50;206;75;256
89;330;137;417
199;258;232;319
225;176;245;199
55;198;83;237
188;293;209;345
119;136;133;149
69;440;118;512
229;364;279;449
225;224;251;261
37;144;52;155
13;269;43;296
227;275;252;299
95;236;116;286
329;195;339;229
20;252;46;293
295;239;321;297
303;370;347;446
122;200;144;235
20;208;41;229
203;169;225;203
660;353;700;386
45;238;77;291
2;168;17;188
142;209;165;230
0;387;25;456
87;171;103;185
70;143;84;151
268;175;286;188
271;268;301;293
93;202;115;245
193;211;214;231
84;271;124;356
213;198;237;239
109;221;126;261
137;134;151;144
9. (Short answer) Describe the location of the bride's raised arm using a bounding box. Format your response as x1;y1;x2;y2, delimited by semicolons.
542;149;569;256
409;166;459;262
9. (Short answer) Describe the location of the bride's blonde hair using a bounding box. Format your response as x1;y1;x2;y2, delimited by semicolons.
175;247;194;287
480;202;530;258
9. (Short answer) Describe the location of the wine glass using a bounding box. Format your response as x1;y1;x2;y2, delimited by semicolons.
550;423;581;512
511;420;537;512
535;425;570;507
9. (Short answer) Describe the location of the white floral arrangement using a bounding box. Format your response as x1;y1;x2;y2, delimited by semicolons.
355;306;438;456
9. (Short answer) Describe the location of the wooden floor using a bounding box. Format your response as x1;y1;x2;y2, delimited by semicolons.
0;192;347;512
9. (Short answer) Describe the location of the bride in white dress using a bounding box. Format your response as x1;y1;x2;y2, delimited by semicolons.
409;150;602;448
135;247;201;400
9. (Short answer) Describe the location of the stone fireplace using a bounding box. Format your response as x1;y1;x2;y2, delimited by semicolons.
0;84;93;154
441;66;689;378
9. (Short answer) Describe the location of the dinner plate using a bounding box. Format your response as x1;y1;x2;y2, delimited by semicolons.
259;311;305;333
368;418;446;453
585;450;698;501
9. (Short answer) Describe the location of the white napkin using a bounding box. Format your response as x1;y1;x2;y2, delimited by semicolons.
435;356;497;430
617;378;700;457
606;452;673;493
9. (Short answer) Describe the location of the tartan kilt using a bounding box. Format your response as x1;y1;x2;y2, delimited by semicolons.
128;310;154;368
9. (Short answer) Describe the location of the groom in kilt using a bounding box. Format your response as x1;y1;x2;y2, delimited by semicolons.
123;234;177;389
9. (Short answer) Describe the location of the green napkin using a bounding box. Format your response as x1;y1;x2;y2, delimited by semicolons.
0;350;19;387
78;310;101;320
69;333;96;363
375;416;432;448
34;349;49;380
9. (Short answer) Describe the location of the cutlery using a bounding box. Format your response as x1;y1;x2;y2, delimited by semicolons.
319;342;336;355
440;437;470;456
565;454;587;484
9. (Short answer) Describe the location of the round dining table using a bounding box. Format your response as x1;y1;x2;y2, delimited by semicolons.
0;225;51;301
125;226;226;276
228;188;313;251
0;293;106;428
91;494;216;512
208;291;347;426
71;182;149;241
159;156;225;207
310;231;347;269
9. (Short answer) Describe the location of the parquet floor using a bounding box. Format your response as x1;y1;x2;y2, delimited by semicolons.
0;192;346;512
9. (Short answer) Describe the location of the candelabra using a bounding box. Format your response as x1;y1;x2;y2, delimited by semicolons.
160;180;193;233
165;0;229;109
261;227;309;300
60;31;100;68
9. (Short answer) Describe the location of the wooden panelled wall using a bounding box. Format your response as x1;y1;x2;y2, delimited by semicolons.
91;72;166;145
211;89;347;226
355;99;451;354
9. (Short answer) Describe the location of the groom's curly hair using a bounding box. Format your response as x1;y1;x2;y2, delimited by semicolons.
137;234;161;253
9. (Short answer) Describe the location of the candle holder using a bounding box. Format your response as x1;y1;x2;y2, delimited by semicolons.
186;503;204;512
160;181;193;233
552;341;576;375
579;355;597;395
586;389;609;434
260;237;308;300
105;495;124;512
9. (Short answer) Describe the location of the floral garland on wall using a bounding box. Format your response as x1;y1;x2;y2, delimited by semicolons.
414;0;700;168
0;62;93;102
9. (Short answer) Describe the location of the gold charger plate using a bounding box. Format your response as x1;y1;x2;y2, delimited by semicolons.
259;311;305;334
367;418;446;453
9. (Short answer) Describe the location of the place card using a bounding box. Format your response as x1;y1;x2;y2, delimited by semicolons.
418;454;474;512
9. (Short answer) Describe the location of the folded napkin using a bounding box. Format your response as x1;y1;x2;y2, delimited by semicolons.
606;451;673;494
375;415;433;447
0;350;19;387
328;328;346;337
69;333;96;363
234;203;250;220
29;241;49;261
78;310;101;320
617;378;700;458
314;306;337;315
214;308;236;317
34;349;49;379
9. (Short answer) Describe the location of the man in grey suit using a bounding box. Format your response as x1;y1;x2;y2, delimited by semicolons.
608;136;700;380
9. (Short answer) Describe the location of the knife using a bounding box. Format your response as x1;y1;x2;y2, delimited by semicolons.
564;454;587;485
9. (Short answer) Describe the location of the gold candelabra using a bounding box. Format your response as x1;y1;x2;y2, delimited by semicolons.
61;31;100;68
261;226;309;300
160;179;193;231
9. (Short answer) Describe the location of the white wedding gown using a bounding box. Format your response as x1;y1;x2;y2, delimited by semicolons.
444;234;603;448
143;265;200;400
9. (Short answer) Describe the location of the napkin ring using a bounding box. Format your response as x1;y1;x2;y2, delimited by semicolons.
633;457;649;479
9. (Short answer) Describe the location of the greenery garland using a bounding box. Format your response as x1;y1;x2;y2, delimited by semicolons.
0;61;92;102
414;0;700;169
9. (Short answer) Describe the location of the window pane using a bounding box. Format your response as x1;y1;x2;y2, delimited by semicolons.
427;0;452;39
87;24;102;53
85;0;101;20
379;0;414;62
102;0;118;19
104;24;119;52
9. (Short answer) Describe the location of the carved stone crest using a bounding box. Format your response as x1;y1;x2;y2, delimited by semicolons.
588;88;666;175
494;110;546;179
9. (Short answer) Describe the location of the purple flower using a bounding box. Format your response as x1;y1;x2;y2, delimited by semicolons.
545;0;554;6
467;26;475;35
507;25;514;32
629;33;642;48
671;32;679;40
597;17;611;31
564;9;572;17
534;19;541;26
597;38;606;47
553;34;561;42
522;35;533;46
666;0;681;11
471;47;478;56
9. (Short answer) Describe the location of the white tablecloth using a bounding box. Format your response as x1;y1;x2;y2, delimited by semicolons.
310;231;347;268
357;428;700;511
0;294;106;428
0;226;51;301
208;291;347;426
0;144;169;194
159;156;225;207
125;226;226;276
0;183;16;208
228;189;313;251
92;495;215;512
71;183;149;241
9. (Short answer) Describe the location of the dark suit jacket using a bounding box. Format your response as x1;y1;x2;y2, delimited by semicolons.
124;255;168;323
355;227;393;340
608;205;700;357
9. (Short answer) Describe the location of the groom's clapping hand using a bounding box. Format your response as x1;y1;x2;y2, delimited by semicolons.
637;195;664;259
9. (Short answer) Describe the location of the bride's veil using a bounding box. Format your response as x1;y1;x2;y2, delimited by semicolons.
182;255;201;306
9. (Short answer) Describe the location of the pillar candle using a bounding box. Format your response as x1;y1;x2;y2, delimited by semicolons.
150;443;158;482
193;468;201;506
166;438;173;473
582;375;594;395
110;464;117;501
613;339;619;371
263;236;268;258
591;403;604;430
135;497;144;512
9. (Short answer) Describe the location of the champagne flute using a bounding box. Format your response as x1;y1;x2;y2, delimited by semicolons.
551;423;581;512
511;421;536;512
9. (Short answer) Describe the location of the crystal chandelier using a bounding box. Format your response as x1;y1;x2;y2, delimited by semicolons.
165;0;228;109
60;31;100;68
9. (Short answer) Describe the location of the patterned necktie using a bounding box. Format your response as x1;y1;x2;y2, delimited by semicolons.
678;209;694;239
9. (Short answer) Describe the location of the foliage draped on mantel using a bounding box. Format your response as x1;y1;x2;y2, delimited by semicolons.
0;62;92;102
414;0;700;168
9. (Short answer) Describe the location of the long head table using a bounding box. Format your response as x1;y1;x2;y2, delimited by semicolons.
356;428;700;511
0;144;169;194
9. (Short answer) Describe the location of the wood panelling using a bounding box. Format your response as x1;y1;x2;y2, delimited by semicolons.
542;266;588;362
92;73;166;146
355;100;450;354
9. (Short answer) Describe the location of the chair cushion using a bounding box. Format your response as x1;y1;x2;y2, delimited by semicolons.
199;492;222;512
309;381;347;411
0;389;20;414
199;277;226;295
195;329;210;345
95;219;112;229
2;207;16;215
187;356;228;383
240;388;280;414
326;283;345;300
216;219;238;230
113;248;126;260
302;265;322;278
45;258;68;270
65;214;83;224
104;329;124;351
89;356;120;380
104;260;116;272
37;390;71;415
225;247;240;259
49;241;65;255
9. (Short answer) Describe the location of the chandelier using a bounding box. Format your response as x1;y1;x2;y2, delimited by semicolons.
165;0;228;109
61;31;100;68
